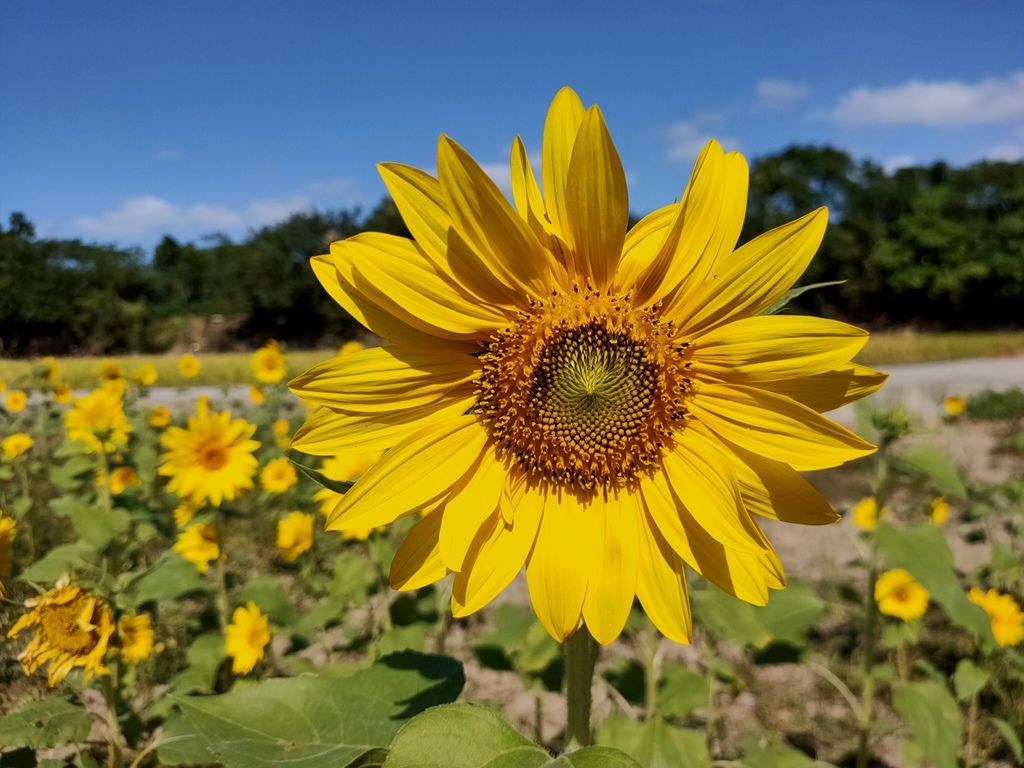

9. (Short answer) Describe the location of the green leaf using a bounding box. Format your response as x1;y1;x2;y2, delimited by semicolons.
121;552;206;607
173;652;463;768
756;581;827;648
892;680;962;768
48;454;94;490
991;717;1023;761
952;659;988;701
560;747;644;767
169;634;226;695
596;716;709;768
691;580;825;651
330;549;378;604
657;666;709;720
155;711;219;766
237;576;296;624
895;444;967;499
764;280;845;315
739;742;823;768
69;504;131;550
0;695;91;748
690;589;771;649
874;523;992;640
293;461;354;494
19;541;98;583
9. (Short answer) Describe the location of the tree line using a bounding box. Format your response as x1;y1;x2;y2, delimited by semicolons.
2;146;1023;356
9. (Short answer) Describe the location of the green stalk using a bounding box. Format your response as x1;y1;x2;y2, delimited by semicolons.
564;626;598;750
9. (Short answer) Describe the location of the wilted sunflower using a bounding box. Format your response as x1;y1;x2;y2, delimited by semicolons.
291;87;884;644
159;399;259;506
7;576;115;686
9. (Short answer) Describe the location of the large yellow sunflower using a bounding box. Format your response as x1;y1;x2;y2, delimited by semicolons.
159;400;260;507
290;87;885;645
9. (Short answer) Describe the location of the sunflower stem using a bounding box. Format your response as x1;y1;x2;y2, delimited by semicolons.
563;626;598;751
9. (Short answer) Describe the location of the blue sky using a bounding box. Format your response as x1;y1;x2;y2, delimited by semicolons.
3;0;1023;250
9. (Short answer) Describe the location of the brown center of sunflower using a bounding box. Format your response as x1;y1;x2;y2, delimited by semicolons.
199;443;229;470
476;288;693;490
38;598;99;655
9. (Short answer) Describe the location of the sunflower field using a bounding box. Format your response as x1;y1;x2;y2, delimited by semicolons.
2;89;1024;768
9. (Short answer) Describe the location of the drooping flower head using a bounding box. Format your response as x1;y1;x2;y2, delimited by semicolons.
117;613;155;664
65;384;132;453
6;576;115;686
225;601;270;674
290;87;884;644
875;568;929;621
969;587;1024;647
252;340;288;384
276;511;314;561
159;399;259;506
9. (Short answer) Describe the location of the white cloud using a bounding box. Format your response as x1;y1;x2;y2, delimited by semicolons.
478;161;513;193
73;178;360;241
666;114;739;163
882;154;916;174
833;72;1024;126
982;141;1024;162
156;147;184;162
755;79;810;109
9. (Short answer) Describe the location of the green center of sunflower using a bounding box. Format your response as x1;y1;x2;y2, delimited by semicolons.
477;288;693;490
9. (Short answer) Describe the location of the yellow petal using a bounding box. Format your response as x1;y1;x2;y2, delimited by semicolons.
440;449;508;571
526;489;588;641
724;440;839;525
692;315;869;382
614;202;679;292
704;150;749;277
438;136;551;298
583;491;639;645
756;364;888;413
390;509;447;591
451;492;543;617
541;86;586;247
290;344;478;412
565;105;628;289
690;382;876;470
291;396;474;456
670;208;828;334
325;416;488;532
636;508;691;644
663;426;766;554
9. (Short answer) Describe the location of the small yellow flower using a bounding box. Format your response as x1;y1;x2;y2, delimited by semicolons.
225;602;270;675
930;497;950;526
252;341;287;384
172;501;194;527
97;359;123;381
177;354;201;379
2;432;33;459
133;364;159;387
276;511;314;561
342;525;385;541
969;587;1024;647
260;457;297;494
852;497;889;531
150;405;172;428
0;513;16;597
875;569;929;621
943;396;966;416
109;466;141;494
174;523;220;573
53;384;73;405
249;385;266;405
118;613;154;664
5;390;27;413
159;399;260;507
65;386;132;453
272;418;291;449
338;339;365;357
38;356;60;382
6;576;115;686
314;452;380;517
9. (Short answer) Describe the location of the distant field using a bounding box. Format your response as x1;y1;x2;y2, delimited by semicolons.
2;331;1024;388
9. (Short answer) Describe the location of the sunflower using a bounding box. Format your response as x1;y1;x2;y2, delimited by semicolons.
339;339;365;357
943;396;966;416
276;511;314;561
252;340;288;384
178;354;201;379
133;364;159;387
875;569;929;621
118;613;154;664
172;501;195;527
159;400;259;506
969;587;1024;647
7;576;115;686
2;432;34;459
260;457;297;494
174;523;220;573
0;513;16;597
313;452;380;514
97;359;123;381
290;87;883;644
150;405;172;429
249;385;267;405
272;418;291;449
852;496;888;531
109;466;142;494
5;390;27;413
225;602;270;674
53;384;73;405
929;497;950;526
65;385;132;453
38;356;60;383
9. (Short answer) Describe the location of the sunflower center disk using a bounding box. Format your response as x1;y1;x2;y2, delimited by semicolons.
477;290;693;490
39;601;97;654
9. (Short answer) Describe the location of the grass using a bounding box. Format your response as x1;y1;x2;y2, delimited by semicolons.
2;331;1023;389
